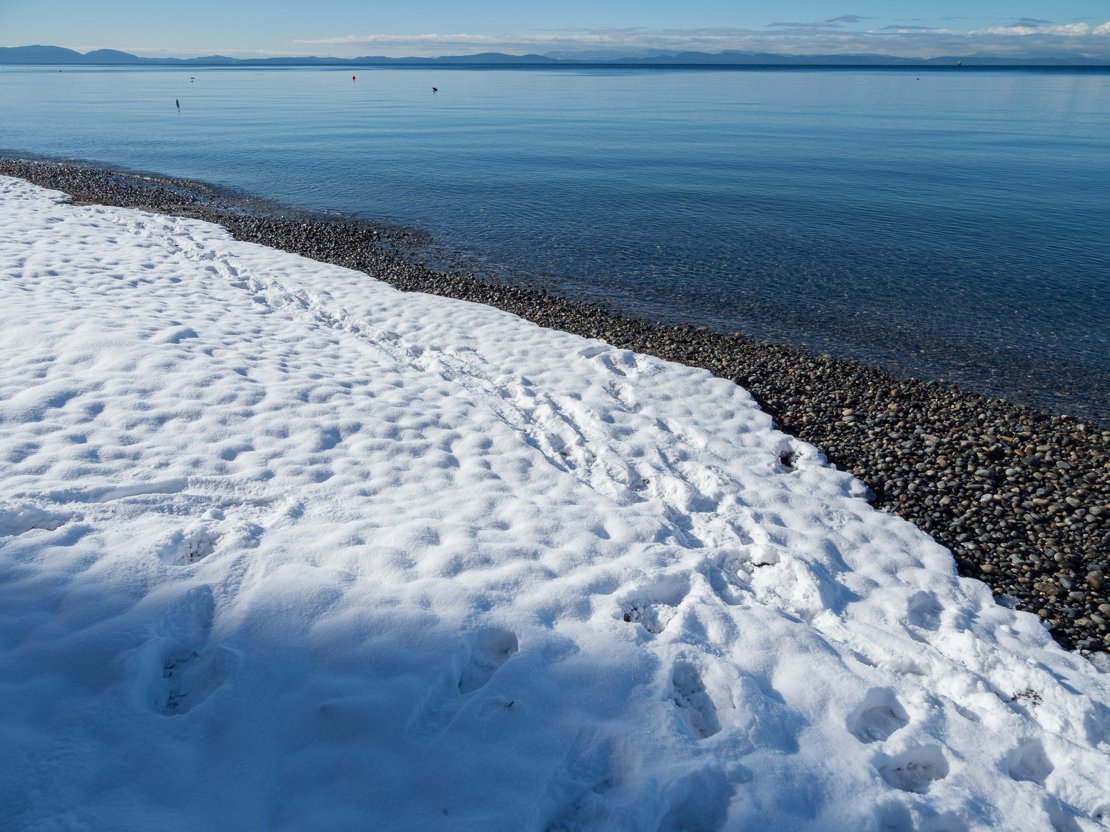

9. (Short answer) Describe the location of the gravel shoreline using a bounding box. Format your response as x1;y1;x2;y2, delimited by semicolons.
3;156;1108;656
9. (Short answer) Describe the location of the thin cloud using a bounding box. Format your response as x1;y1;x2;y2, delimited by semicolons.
763;20;851;33
974;21;1102;36
298;27;769;50
826;16;869;25
295;21;1110;60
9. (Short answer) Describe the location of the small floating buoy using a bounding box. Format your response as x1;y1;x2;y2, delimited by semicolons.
352;75;357;81
175;99;180;109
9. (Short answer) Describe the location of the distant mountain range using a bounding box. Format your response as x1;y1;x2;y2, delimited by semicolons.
2;44;1108;68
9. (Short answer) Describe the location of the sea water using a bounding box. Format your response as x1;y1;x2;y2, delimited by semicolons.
1;65;1107;422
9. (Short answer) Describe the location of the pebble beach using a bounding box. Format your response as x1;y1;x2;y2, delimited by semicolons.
2;155;1107;657
5;163;1110;829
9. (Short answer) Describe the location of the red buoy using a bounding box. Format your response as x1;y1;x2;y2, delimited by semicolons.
352;75;356;81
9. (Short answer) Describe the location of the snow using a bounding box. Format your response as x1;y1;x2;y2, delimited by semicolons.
0;174;1107;831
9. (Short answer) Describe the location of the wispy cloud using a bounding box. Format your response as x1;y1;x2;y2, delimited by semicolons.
294;20;1110;60
767;21;847;31
296;28;774;53
978;21;1095;36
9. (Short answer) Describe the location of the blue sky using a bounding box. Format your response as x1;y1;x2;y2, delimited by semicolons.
2;1;1109;59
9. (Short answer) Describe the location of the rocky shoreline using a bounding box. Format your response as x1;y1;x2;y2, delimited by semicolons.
2;156;1107;656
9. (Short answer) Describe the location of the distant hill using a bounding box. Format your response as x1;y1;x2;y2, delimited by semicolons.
1;44;1107;67
0;45;87;63
0;44;561;66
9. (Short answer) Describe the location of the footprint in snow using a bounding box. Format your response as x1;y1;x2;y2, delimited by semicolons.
703;550;756;606
158;647;237;715
1005;738;1054;784
848;688;910;744
622;602;676;635
906;591;943;632
149;585;235;715
458;628;519;694
876;746;950;793
1044;797;1083;832
155;525;220;566
541;738;622;832
407;628;520;741
873;800;915;832
621;576;689;635
657;767;735;832
671;661;720;740
577;343;639;378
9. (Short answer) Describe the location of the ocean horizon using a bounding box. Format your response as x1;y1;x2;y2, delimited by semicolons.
2;64;1107;423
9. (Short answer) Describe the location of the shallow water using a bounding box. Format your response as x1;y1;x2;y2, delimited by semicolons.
1;65;1107;422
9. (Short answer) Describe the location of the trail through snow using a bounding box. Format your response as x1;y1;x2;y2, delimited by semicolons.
1;176;1108;830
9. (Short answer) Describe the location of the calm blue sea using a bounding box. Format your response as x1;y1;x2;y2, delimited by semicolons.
1;65;1108;422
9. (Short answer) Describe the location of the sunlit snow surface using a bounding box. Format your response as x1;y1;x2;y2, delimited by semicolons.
1;176;1108;831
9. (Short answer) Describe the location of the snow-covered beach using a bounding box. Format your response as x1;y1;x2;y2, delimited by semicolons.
1;175;1108;828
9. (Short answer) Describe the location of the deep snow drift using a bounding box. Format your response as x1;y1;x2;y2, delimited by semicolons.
1;176;1108;831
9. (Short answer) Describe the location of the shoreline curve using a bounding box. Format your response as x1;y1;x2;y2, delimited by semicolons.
1;154;1107;656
